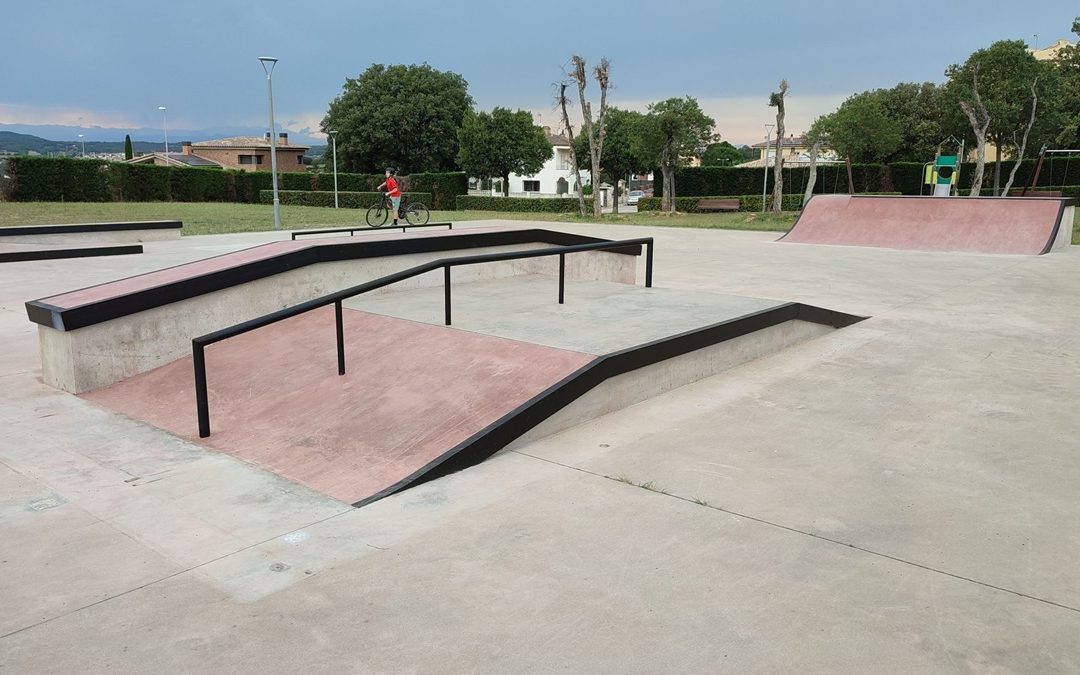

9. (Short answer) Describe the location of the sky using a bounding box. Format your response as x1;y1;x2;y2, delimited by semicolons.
2;0;1076;146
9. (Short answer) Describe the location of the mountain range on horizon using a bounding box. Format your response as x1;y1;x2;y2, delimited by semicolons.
0;123;324;148
0;129;326;157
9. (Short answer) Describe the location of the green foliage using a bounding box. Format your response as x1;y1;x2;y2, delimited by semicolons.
638;97;716;170
262;190;431;209
573;108;650;187
637;194;805;212
457;108;552;196
321;63;474;173
1052;19;1080;147
456;196;580;212
815;94;902;163
5;157;111;201
944;40;1059;153
402;172;467;210
123;135;133;160
700;142;745;167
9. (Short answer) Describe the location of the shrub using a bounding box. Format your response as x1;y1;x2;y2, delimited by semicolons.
637;194;805;212
260;190;432;209
456;195;581;212
5;157;111;201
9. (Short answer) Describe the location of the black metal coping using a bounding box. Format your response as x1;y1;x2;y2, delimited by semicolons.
353;302;867;507
25;228;641;332
0;244;143;264
292;222;453;239
0;220;182;237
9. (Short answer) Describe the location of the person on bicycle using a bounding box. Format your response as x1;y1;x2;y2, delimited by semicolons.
377;168;402;224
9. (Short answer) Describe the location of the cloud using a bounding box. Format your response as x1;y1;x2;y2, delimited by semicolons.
0;102;140;128
282;112;327;139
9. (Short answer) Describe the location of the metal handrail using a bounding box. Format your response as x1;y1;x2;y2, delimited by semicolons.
291;222;453;239
193;237;654;437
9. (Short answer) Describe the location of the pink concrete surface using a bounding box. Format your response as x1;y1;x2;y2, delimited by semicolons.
82;307;593;505
39;226;519;310
782;195;1066;255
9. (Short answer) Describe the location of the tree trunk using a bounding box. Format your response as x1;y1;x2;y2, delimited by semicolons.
771;80;788;214
502;172;510;197
612;180;619;214
959;66;991;196
662;165;675;213
993;133;1004;196
571;56;610;219
1002;79;1039;196
802;141;821;205
556;81;588;217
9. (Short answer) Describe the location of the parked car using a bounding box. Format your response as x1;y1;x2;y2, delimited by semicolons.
627;190;645;205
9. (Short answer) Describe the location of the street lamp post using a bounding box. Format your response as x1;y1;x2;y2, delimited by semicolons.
329;130;339;208
158;106;169;164
259;56;281;230
761;123;774;213
78;134;85;157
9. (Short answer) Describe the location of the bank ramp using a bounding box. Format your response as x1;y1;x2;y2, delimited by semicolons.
780;194;1074;255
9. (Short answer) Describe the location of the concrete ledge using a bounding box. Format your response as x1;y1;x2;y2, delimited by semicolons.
34;229;639;393
0;242;143;263
0;220;182;244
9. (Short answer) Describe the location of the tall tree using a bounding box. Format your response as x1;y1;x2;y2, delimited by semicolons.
321;64;473;173
1052;18;1080;147
637;97;715;213
456;108;553;197
573;108;648;214
556;82;588;216
569;55;610;217
814;94;902;163
123;134;133;160
945;40;1051;195
769;80;789;213
1002;79;1039;195
701;141;744;166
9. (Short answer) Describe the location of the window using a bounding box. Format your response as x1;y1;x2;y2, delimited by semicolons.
523;180;540;192
238;154;263;165
297;154;304;165
556;150;572;171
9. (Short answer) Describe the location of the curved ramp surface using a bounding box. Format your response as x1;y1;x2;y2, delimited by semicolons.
781;195;1074;255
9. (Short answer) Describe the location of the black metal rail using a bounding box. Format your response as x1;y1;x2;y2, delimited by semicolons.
193;237;654;437
291;222;453;239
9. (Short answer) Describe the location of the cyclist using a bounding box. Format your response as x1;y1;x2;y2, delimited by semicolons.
376;167;402;224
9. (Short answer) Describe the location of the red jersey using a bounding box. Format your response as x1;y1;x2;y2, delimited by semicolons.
386;176;401;197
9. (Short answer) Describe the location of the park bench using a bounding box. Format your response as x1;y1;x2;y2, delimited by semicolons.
697;199;741;213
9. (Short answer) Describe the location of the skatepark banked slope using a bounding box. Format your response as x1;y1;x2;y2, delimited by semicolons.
780;194;1075;255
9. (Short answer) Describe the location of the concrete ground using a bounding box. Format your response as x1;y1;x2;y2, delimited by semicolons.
1;221;1079;672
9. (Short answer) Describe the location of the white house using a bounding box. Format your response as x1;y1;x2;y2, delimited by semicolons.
470;129;590;198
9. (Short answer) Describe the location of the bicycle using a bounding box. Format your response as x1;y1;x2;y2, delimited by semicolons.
365;193;430;227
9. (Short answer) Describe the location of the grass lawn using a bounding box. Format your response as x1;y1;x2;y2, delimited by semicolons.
0;201;797;236
0;201;1076;243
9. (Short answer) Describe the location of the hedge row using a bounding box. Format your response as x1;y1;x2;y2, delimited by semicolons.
456;195;582;212
637;194;807;212
261;190;432;209
656;158;1080;198
0;157;467;207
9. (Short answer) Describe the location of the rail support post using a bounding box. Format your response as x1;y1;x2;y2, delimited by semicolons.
335;300;346;375
558;253;565;304
193;341;210;438
645;240;654;288
444;265;452;325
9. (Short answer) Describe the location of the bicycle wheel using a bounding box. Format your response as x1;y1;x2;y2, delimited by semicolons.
365;203;388;227
404;202;430;226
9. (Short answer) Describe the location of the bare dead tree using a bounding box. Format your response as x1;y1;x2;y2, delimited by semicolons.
555;81;588;217
802;140;822;205
570;55;610;217
959;65;991;196
769;80;789;213
1002;78;1039;196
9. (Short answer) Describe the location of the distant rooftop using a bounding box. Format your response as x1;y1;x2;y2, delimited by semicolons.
192;135;309;150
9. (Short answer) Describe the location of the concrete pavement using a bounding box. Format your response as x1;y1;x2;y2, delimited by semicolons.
1;221;1079;672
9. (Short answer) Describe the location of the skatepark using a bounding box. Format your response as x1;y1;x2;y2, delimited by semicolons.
2;199;1080;671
